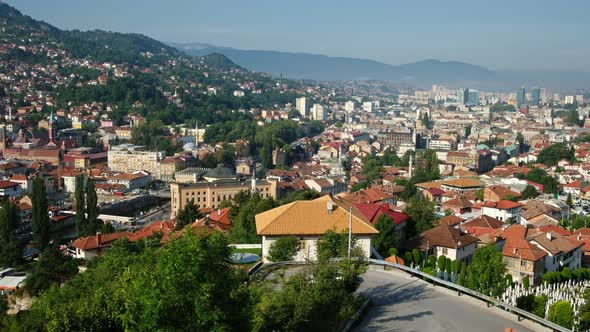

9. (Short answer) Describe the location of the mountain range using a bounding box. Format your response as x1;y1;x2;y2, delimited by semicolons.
172;42;590;91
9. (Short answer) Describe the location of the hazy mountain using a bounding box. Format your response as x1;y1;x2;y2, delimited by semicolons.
172;42;590;90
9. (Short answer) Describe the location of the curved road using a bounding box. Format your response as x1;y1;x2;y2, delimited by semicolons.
356;268;545;332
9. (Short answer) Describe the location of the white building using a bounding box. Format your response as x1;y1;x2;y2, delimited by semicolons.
530;232;583;272
409;224;478;263
108;144;165;179
255;196;378;262
362;101;373;113
345;101;355;112
565;95;575;105
481;200;523;223
311;104;327;121
296;97;309;117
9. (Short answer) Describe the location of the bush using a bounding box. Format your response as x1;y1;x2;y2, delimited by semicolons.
437;255;447;272
388;248;398;257
516;294;535;312
548;300;573;329
404;252;413;266
428;256;436;269
445;258;452;274
523;276;530;289
451;260;458;274
412;249;422;267
542;267;590;284
532;295;548;318
268;236;299;262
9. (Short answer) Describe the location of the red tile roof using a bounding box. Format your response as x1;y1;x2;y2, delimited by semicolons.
354;203;409;225
72;232;129;250
0;181;20;189
481;200;523;210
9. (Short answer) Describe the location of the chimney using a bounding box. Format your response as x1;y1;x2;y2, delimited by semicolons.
513;248;517;255
327;201;333;213
160;222;163;230
96;232;102;245
205;214;210;226
578;234;582;241
546;232;552;240
217;209;221;216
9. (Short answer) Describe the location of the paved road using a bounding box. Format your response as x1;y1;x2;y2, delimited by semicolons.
356;269;543;332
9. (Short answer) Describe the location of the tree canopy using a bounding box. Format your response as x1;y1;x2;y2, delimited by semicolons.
466;245;508;297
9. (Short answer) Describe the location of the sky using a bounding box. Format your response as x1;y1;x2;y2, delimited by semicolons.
5;0;590;71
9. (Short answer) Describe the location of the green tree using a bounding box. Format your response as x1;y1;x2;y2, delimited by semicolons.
230;193;277;244
24;245;79;296
412;249;422;267
85;178;99;235
537;143;575;167
522;276;530;290
566;193;573;208
437;255;447;272
317;229;352;260
0;202;20;267
565;109;580;126
579;289;590;331
361;157;384;183
121;232;249;331
421;112;431;129
175;200;201;229
267;236;299;262
548;300;573;329
466;245;507;297
373;214;399;257
403;197;436;237
31;176;50;250
74;175;87;235
521;185;540;199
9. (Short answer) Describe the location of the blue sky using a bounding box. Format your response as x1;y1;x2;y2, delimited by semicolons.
5;0;590;71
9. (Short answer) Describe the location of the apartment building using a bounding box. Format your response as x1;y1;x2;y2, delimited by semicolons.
107;144;165;179
170;180;277;218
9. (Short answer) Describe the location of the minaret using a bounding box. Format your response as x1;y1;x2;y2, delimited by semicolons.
48;110;55;144
408;155;413;178
251;163;257;193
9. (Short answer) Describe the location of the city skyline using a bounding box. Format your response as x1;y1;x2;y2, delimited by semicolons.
4;0;590;72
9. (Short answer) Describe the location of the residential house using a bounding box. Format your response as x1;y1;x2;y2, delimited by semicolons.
355;203;409;242
483;185;521;202
255;196;378;262
441;195;473;215
71;232;130;259
440;178;485;194
407;224;479;263
530;231;584;272
481;200;523;222
0;181;22;198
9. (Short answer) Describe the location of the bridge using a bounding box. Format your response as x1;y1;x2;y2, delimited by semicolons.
250;259;569;332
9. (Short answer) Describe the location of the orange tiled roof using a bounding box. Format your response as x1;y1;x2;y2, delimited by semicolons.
441;178;485;188
255;195;378;236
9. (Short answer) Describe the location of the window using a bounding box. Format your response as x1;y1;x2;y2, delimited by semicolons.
298;239;307;251
520;260;527;267
442;248;448;255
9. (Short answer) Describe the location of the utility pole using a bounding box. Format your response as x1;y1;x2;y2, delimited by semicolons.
348;205;352;258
